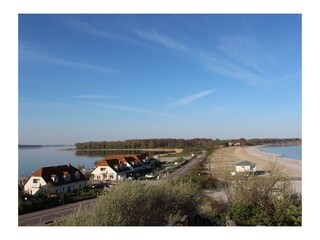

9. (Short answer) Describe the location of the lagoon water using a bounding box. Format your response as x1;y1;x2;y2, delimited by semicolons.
260;145;302;160
18;146;102;177
18;146;170;177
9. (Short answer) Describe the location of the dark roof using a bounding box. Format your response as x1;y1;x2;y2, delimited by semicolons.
96;157;130;173
123;156;144;168
31;163;87;186
105;159;130;173
96;154;150;170
235;161;256;167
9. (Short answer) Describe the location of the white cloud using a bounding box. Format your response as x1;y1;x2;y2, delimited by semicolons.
20;42;118;73
217;35;265;74
134;29;189;52
70;95;116;99
169;89;217;107
133;30;274;87
199;53;272;87
80;101;168;117
62;18;139;45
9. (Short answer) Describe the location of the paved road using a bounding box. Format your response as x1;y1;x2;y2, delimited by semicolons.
19;153;205;226
19;198;97;226
165;153;205;181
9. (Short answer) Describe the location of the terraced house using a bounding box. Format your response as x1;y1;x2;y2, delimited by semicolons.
24;164;88;196
91;154;155;181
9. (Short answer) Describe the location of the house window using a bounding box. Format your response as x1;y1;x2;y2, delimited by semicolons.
63;173;71;181
100;168;106;171
51;176;59;183
33;179;40;183
74;171;80;179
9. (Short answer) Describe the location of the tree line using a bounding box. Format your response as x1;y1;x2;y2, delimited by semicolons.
75;138;217;150
75;138;301;150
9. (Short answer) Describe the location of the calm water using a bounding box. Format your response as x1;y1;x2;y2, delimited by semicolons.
18;146;172;177
260;145;302;160
18;146;102;177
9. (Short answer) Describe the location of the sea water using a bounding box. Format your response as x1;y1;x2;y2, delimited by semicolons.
260;145;302;160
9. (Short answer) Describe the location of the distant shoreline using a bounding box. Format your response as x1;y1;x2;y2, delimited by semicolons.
58;148;183;154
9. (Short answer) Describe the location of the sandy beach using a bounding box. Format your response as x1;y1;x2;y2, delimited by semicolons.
205;146;302;201
207;146;301;179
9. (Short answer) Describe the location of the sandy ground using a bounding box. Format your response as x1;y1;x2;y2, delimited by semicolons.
205;146;302;202
207;146;301;179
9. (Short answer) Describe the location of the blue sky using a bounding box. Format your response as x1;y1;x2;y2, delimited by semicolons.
19;14;301;144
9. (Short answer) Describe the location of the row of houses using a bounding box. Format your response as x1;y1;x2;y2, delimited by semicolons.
92;153;155;181
23;153;155;196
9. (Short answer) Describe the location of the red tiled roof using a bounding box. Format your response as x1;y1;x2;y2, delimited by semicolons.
31;163;87;186
95;154;150;172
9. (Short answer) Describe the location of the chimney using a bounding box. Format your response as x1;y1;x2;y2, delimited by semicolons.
68;163;71;167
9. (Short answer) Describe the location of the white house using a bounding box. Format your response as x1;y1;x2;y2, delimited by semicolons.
24;163;88;196
91;157;130;181
91;154;155;181
235;161;256;173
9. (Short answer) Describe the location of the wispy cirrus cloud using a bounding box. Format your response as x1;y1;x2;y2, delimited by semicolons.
19;97;72;108
217;35;265;74
134;29;189;52
80;101;168;117
133;30;275;87
169;89;217;107
20;41;118;74
198;35;276;87
70;95;116;100
62;18;139;45
199;53;272;87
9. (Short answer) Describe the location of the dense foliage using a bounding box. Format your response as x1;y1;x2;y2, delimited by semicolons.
245;138;301;146
75;138;217;150
224;164;302;226
75;138;301;150
57;181;202;226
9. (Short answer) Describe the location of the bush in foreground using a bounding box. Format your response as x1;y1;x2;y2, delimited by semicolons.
57;181;201;226
224;163;302;226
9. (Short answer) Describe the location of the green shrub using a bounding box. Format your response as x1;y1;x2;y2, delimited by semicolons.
58;181;201;226
225;163;302;226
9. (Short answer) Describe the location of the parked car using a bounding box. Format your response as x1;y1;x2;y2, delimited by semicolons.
145;173;155;178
